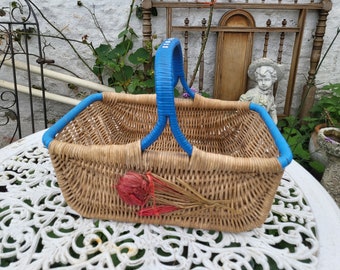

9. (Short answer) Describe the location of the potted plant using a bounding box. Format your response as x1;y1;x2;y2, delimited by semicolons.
304;82;340;205
317;126;340;206
278;82;340;180
308;83;340;165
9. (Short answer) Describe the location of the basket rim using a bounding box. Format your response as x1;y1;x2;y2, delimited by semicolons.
43;92;292;169
48;137;283;173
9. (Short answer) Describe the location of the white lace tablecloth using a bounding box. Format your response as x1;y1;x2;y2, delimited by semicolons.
1;130;339;270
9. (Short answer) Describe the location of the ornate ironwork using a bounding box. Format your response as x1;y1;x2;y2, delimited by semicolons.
0;141;319;269
0;0;47;145
0;91;18;143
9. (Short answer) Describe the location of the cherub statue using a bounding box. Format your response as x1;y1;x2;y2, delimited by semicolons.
239;58;283;124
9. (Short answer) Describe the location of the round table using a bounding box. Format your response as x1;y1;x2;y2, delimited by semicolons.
1;130;339;269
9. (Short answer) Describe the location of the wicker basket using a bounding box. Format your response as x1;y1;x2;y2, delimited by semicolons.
43;38;292;232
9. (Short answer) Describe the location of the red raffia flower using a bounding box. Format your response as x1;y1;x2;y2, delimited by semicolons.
115;172;151;206
115;171;235;218
115;171;180;216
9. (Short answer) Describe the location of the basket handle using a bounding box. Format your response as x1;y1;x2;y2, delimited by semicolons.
141;38;195;156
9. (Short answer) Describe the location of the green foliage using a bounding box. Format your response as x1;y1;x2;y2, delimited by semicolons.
278;116;325;179
310;83;340;128
277;115;324;178
278;27;340;178
92;28;154;94
278;82;340;179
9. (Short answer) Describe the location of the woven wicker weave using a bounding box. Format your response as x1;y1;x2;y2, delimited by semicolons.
43;38;292;232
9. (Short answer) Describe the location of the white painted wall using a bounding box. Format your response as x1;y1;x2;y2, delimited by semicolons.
2;0;340;115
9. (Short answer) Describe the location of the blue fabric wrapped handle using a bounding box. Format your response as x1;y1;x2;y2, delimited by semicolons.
141;38;196;156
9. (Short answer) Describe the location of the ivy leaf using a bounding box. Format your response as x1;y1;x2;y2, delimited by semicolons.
113;40;133;57
118;29;129;39
127;79;139;94
114;85;124;93
129;27;138;38
142;78;155;88
95;44;111;55
294;144;310;160
93;62;104;77
112;65;133;84
106;61;120;72
94;44;112;62
128;48;150;65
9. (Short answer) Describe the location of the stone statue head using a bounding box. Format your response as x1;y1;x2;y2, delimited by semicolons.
248;58;284;84
254;66;277;91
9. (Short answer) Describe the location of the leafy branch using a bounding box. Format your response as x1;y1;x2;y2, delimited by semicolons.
28;0;94;74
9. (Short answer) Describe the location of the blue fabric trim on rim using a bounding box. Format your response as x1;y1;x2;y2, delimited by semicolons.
42;93;103;148
249;102;293;168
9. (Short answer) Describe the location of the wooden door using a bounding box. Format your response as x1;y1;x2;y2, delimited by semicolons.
213;10;255;101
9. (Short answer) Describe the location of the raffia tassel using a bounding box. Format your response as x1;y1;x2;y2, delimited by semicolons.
138;205;179;216
115;171;237;217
